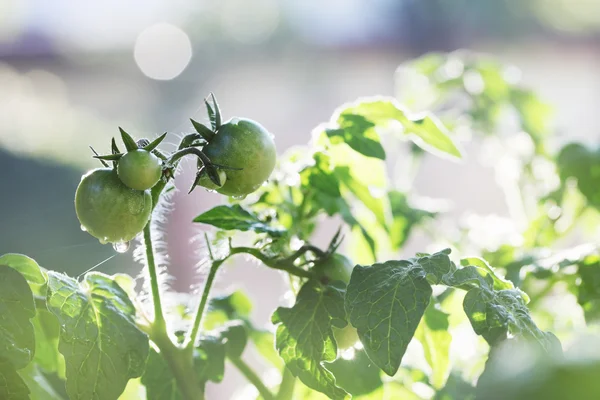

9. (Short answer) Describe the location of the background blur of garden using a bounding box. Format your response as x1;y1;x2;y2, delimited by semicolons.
1;0;600;398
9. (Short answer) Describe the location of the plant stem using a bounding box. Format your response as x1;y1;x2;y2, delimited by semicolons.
229;247;317;279
152;329;205;400
143;222;166;331
276;368;296;400
230;357;275;400
185;260;223;350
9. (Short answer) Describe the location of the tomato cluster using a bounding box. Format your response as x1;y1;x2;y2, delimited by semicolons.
75;95;277;245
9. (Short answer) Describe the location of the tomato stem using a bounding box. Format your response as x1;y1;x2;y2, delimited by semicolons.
276;368;296;400
185;259;223;350
229;356;275;400
143;222;166;333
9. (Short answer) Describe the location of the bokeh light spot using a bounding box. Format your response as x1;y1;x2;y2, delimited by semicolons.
134;23;192;81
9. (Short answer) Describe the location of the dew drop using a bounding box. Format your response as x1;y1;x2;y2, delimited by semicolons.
99;237;108;245
80;224;87;232
232;194;247;200
113;241;130;253
204;189;216;193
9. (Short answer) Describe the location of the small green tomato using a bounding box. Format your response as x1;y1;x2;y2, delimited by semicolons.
117;149;162;190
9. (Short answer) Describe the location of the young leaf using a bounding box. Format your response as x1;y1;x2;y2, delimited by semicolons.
414;302;451;389
192;335;226;385
46;272;149;400
119;127;138;152
334;167;387;227
216;320;248;359
325;115;386;160
143;132;168;152
0;253;47;295
0;359;29;400
191;119;215;142
194;204;284;236
333;97;462;159
272;281;349;400
345;260;432;376
0;265;36;369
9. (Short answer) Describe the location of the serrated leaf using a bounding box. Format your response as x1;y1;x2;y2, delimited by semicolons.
415;302;451;389
46;272;149;400
0;359;29;400
327;349;382;397
345;259;432;376
333;97;461;159
194;204;285;236
190;119;215;142
272;281;349;400
0;253;47;296
119;127;138;152
0;265;36;369
416;248;455;285
460;257;515;291
143;132;168;152
141;349;181;400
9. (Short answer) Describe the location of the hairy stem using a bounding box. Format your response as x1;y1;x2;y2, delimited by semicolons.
230;357;275;400
276;368;296;400
143;222;166;332
186;260;223;350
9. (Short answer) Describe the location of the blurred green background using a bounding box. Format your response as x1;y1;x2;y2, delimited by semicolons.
2;1;600;398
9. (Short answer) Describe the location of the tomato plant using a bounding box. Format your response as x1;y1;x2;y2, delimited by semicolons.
2;53;600;400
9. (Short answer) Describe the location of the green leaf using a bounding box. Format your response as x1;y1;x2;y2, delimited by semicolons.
326;115;386;160
0;253;47;295
190;119;215;142
414;302;451;389
19;364;63;400
143;132;168;152
250;329;282;368
0;359;29;400
345;260;432;376
272;281;349;400
333;97;462;159
417;248;456;285
32;309;62;374
216;320;248;359
460;257;515;292
193;335;226;384
119;127;138;152
46;272;149;400
141;349;182;400
388;191;435;250
194;204;284;236
327;349;382;397
334;167;387;227
576;253;600;321
0;265;36;369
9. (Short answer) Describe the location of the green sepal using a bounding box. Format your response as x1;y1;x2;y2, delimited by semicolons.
143;132;168;152
119;127;138;152
191;119;215;142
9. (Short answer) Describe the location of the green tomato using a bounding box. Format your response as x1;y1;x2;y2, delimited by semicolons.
322;254;354;284
117;149;162;190
201;118;276;197
197;169;227;191
334;324;359;350
75;168;152;244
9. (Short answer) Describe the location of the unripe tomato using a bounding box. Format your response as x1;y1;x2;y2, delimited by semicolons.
117;149;162;191
201;118;276;197
322;254;354;284
75;169;152;244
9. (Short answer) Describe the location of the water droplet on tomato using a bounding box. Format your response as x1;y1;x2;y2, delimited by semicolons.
80;224;87;232
99;237;108;245
204;189;216;193
232;195;247;200
113;241;130;253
